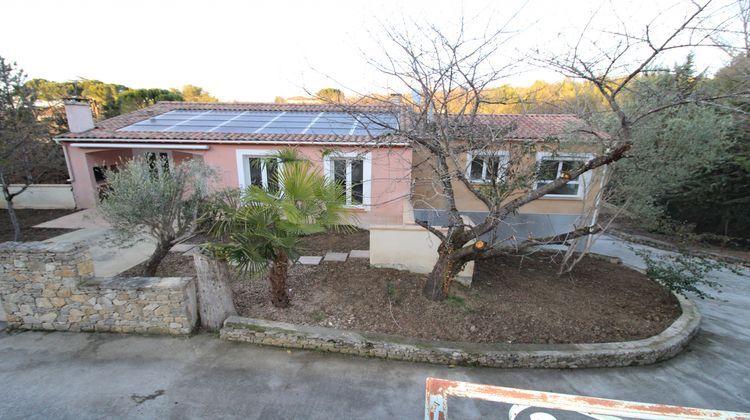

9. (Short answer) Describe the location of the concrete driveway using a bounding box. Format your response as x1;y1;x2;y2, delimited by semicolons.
0;236;748;418
35;208;157;277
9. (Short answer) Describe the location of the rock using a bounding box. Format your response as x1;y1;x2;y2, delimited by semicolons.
68;309;83;322
154;306;170;317
50;298;66;308
35;298;52;308
38;312;57;322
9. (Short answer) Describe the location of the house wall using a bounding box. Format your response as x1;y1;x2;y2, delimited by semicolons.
62;143;413;226
65;145;135;208
411;141;605;216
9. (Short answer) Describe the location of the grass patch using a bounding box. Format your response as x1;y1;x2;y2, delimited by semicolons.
310;310;326;323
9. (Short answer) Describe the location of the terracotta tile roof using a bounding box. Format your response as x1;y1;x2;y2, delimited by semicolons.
56;101;584;144
469;114;583;139
57;101;404;144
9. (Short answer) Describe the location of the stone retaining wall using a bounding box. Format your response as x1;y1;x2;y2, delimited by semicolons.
0;242;196;335
220;295;700;368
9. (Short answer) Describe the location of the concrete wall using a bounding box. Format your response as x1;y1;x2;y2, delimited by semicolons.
0;184;75;209
369;206;582;284
0;242;197;335
369;224;474;284
413;210;581;245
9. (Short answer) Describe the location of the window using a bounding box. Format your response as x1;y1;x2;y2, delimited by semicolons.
134;149;173;175
93;165;117;183
246;157;280;192
467;151;509;183
535;153;593;198
147;152;171;174
236;150;283;192
332;158;364;205
323;152;372;208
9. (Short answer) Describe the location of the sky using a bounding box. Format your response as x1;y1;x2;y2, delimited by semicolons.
0;0;741;102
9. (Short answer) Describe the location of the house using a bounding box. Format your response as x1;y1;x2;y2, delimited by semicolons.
409;113;604;238
56;100;413;226
55;100;605;274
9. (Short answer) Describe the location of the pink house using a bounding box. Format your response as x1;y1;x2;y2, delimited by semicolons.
55;100;413;226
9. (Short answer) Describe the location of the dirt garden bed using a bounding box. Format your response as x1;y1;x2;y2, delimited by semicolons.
1;209;79;243
297;228;369;254
128;247;681;345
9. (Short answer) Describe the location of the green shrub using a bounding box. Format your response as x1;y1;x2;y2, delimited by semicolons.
634;249;730;299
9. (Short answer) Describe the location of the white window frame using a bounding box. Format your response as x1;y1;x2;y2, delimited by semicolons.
466;150;510;184
134;148;174;171
235;149;282;190
535;152;594;200
323;151;372;209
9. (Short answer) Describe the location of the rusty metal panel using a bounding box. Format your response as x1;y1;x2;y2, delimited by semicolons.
425;377;750;420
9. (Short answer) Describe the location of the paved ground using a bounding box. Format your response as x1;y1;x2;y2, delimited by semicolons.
36;209;156;277
0;236;748;418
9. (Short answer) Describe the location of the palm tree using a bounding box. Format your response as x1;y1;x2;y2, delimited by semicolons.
206;150;351;308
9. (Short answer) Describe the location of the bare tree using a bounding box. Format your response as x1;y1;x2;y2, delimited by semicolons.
540;0;750;269
708;0;749;56
349;2;748;301
0;56;58;241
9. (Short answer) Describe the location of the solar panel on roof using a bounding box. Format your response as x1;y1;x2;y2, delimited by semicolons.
117;110;399;136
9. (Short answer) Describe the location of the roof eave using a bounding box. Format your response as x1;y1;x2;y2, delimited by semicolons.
56;137;410;147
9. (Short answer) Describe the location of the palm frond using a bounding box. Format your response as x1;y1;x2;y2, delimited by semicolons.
202;148;352;276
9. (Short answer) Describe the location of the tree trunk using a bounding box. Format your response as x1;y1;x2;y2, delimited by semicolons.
422;250;462;301
269;250;290;308
192;251;238;331
143;239;171;277
6;199;21;241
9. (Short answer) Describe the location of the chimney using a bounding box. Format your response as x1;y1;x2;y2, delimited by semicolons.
63;98;95;133
389;93;403;106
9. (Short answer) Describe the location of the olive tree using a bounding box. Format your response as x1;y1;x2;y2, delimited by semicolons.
99;155;216;276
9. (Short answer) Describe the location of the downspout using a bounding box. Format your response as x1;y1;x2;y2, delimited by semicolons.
54;138;78;208
54;138;75;183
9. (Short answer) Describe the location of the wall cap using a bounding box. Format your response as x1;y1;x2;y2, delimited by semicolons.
82;276;194;291
220;294;700;368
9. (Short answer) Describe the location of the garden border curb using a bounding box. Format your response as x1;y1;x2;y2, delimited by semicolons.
219;294;701;368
